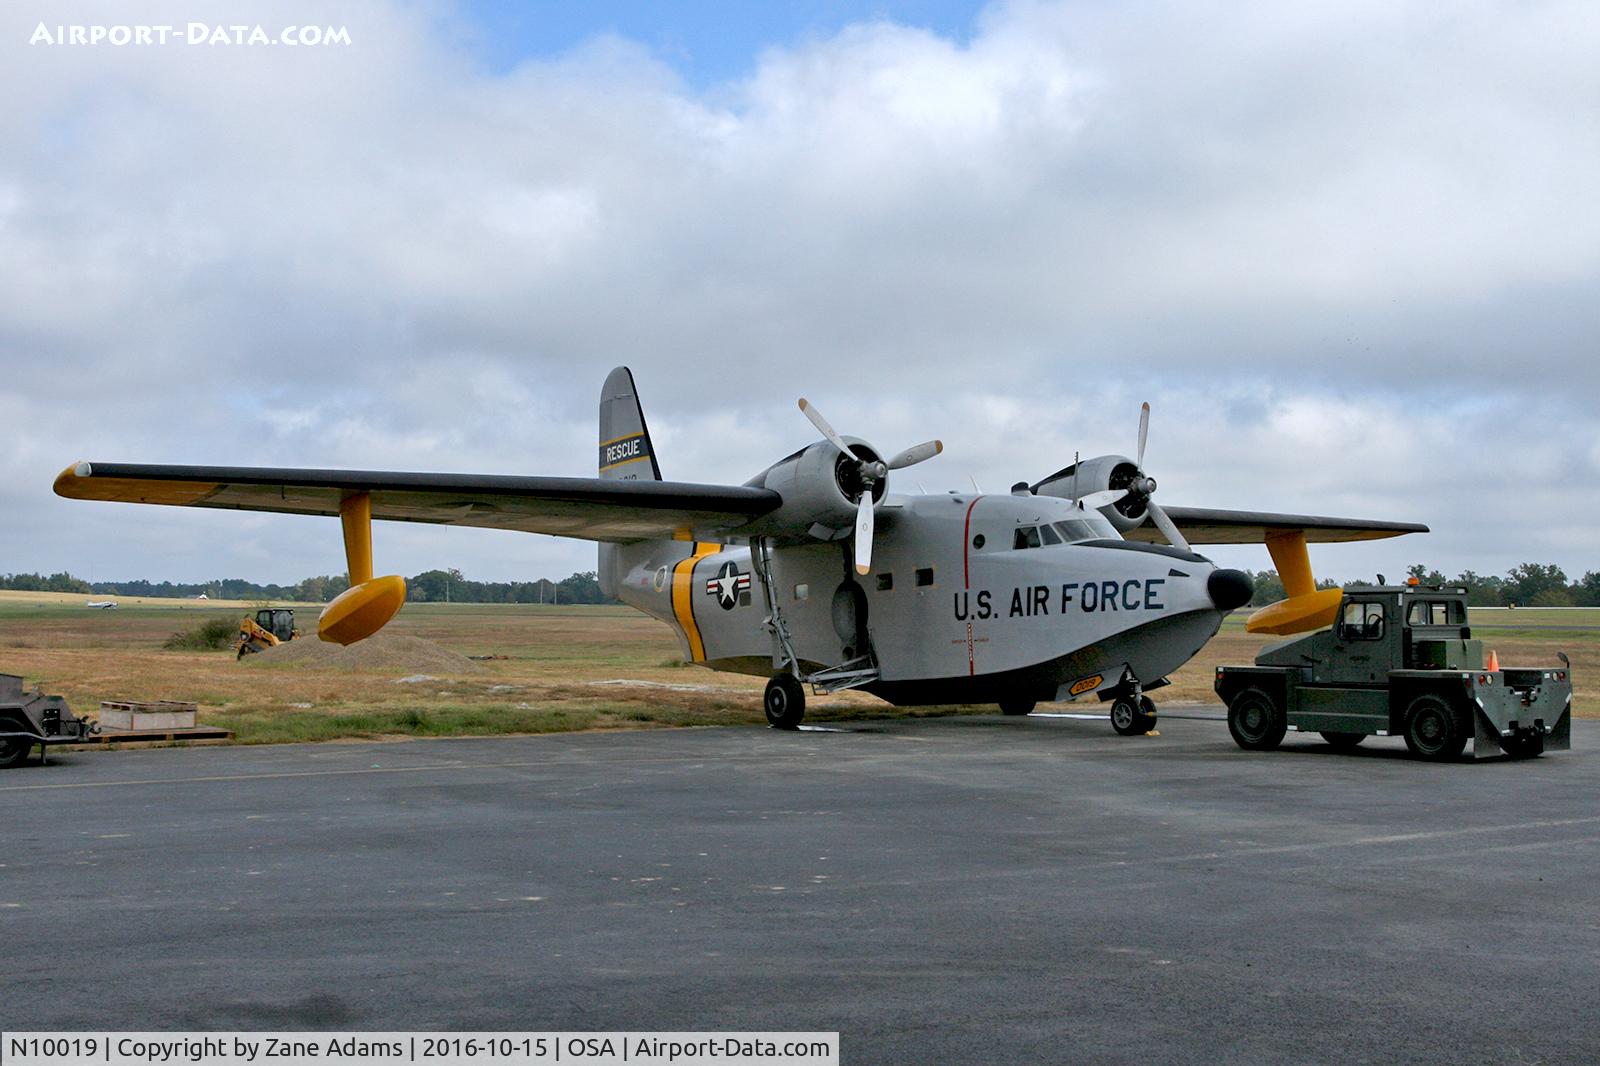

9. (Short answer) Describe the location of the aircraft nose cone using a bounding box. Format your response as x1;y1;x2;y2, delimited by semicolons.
1208;568;1254;611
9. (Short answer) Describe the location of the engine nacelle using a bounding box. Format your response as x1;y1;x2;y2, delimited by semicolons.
741;437;886;542
1033;453;1149;533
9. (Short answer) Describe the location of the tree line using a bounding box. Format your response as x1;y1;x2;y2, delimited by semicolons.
1237;562;1600;608
6;561;1598;608
0;569;616;605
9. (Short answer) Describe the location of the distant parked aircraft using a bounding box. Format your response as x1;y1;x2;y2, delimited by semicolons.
85;600;117;610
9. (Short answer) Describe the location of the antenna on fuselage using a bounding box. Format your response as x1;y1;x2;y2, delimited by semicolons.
969;474;983;494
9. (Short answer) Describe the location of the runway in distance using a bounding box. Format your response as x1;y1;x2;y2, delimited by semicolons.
56;368;1425;731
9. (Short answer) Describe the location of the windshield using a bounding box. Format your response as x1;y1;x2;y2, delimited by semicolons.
1013;516;1122;548
1053;516;1119;542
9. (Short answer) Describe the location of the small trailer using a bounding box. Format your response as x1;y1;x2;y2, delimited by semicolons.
1216;583;1572;760
0;673;96;769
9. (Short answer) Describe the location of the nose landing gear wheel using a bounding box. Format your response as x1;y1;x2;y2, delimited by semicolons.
998;699;1035;716
1110;695;1157;736
763;674;806;730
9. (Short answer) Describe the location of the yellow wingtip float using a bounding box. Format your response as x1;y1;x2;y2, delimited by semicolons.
1245;529;1341;636
319;492;407;645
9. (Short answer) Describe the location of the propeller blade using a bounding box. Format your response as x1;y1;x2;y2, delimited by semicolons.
887;440;943;469
1147;501;1192;553
1137;402;1150;468
854;493;874;575
1074;488;1128;512
798;398;854;457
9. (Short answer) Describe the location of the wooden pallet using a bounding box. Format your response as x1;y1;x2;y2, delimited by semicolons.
60;726;234;747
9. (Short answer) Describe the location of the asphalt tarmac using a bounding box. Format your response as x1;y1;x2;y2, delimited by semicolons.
3;712;1597;1065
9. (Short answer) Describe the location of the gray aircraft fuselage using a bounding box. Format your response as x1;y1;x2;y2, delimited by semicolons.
610;490;1238;707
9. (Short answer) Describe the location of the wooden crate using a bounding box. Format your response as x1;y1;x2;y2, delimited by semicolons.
99;699;199;731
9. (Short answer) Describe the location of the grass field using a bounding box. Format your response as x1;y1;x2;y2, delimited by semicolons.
0;594;1590;746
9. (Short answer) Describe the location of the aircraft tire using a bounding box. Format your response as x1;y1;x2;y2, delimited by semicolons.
1110;697;1155;736
1402;693;1467;761
1320;731;1365;750
764;674;806;730
1227;686;1286;750
998;700;1035;716
0;737;34;770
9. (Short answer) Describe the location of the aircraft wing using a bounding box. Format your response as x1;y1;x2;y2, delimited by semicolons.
53;462;781;543
1123;506;1428;545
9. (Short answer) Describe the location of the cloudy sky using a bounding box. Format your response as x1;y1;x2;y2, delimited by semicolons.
2;0;1597;588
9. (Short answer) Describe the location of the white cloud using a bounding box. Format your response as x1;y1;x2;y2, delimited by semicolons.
1;0;1597;584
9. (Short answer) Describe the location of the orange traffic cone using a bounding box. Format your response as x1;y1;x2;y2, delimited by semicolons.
1486;649;1500;672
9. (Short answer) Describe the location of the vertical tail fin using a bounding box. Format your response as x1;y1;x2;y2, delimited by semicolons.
597;367;659;598
598;367;661;481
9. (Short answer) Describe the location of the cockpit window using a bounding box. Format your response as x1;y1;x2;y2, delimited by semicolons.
1053;517;1118;542
1016;516;1121;549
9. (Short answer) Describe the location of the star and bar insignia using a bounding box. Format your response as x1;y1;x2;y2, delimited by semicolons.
705;561;751;610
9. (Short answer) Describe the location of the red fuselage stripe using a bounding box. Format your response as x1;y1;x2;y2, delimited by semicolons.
962;495;982;589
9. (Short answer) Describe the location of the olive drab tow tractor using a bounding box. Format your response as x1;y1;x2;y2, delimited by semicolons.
1217;581;1572;760
55;368;1431;733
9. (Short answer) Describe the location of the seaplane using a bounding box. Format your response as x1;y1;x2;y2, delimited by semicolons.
55;368;1424;731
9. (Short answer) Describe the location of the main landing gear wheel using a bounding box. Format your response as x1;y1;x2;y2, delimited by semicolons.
1403;694;1467;761
1227;686;1285;751
1110;695;1157;736
999;699;1035;716
0;736;34;770
763;674;806;730
1320;731;1366;750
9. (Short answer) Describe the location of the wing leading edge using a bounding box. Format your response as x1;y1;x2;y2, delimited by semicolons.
1122;506;1428;545
54;462;782;543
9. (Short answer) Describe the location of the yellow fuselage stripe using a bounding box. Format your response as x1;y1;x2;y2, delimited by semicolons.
671;542;720;661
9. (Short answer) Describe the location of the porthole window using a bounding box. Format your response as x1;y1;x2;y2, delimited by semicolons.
971;534;985;550
876;573;894;592
915;567;935;587
793;583;809;601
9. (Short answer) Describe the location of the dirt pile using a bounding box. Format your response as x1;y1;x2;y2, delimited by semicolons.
243;633;487;674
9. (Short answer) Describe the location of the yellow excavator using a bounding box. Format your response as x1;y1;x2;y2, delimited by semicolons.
234;608;299;659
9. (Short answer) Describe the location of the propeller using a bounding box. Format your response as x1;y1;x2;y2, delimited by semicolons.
1075;488;1128;512
798;398;943;575
1122;402;1191;553
1064;451;1127;513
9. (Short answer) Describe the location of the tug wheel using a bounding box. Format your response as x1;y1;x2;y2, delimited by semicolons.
1110;696;1156;736
763;674;806;730
1227;686;1286;751
1402;693;1467;761
0;736;33;770
998;699;1035;716
1320;732;1366;750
